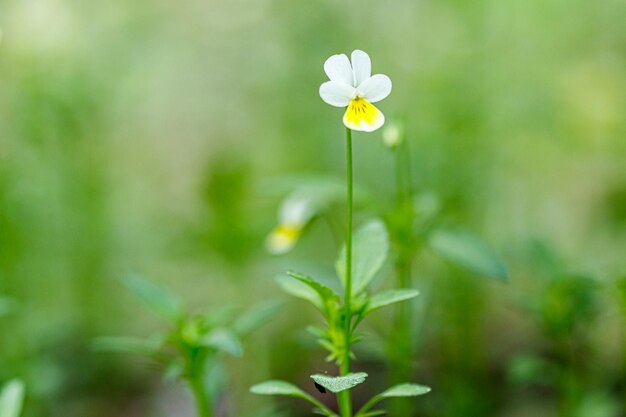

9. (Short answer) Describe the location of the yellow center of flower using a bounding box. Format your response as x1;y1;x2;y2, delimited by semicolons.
343;97;384;132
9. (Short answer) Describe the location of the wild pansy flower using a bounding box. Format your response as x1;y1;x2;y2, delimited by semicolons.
319;50;392;132
265;195;315;254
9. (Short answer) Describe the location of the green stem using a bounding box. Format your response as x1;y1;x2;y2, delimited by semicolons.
338;127;354;417
190;373;212;417
389;135;416;417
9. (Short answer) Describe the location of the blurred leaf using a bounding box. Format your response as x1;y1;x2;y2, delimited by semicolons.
507;354;554;387
0;379;25;417
428;229;508;280
92;336;163;356
310;372;367;393
0;297;17;317
337;220;389;295
233;301;283;337
122;273;184;322
378;383;431;397
250;380;307;397
366;289;419;314
201;329;243;357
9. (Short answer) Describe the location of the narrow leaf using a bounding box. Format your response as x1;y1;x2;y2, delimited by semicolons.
233;301;283;337
428;229;508;280
0;379;25;417
310;372;368;393
122;274;184;321
366;289;419;314
379;383;431;397
92;336;163;356
336;220;389;295
250;380;307;397
276;275;322;309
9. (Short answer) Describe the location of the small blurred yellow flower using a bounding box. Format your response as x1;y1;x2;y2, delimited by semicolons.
265;196;315;255
319;50;392;132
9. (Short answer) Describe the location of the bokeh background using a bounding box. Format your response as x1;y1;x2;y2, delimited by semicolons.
1;0;625;416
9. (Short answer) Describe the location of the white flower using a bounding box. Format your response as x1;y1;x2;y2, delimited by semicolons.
265;196;315;255
319;50;392;132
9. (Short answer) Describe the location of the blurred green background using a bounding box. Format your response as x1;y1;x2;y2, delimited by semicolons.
1;0;625;416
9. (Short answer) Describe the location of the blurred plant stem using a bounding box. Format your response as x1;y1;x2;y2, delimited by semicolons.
186;348;213;417
338;127;354;417
388;132;418;417
190;373;212;417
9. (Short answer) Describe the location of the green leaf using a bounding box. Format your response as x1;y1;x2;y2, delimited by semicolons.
276;275;322;309
0;379;25;417
287;271;339;309
250;380;307;397
91;336;163;356
359;412;387;417
428;229;508;280
336;220;389;295
122;273;184;321
201;329;243;357
356;382;431;417
233;301;283;337
310;372;368;393
379;383;431;397
366;289;420;314
251;381;339;417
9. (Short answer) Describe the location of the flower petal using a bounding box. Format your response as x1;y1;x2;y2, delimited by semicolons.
343;98;385;132
357;74;392;103
320;81;355;107
323;53;353;85
351;50;371;87
266;224;302;254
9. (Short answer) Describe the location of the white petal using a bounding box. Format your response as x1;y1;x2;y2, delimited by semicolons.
357;74;392;103
319;81;355;107
323;54;353;85
351;50;371;86
280;196;315;225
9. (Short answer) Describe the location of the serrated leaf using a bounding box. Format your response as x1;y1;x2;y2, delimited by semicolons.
366;289;420;314
379;383;431;397
250;380;307;397
336;220;389;295
201;329;243;357
310;372;367;393
0;379;25;417
276;275;322;309
428;229;508;280
91;336;163;356
122;273;184;321
233;301;282;337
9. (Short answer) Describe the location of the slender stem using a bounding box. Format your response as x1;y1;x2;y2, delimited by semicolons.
338;127;354;417
389;134;416;417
